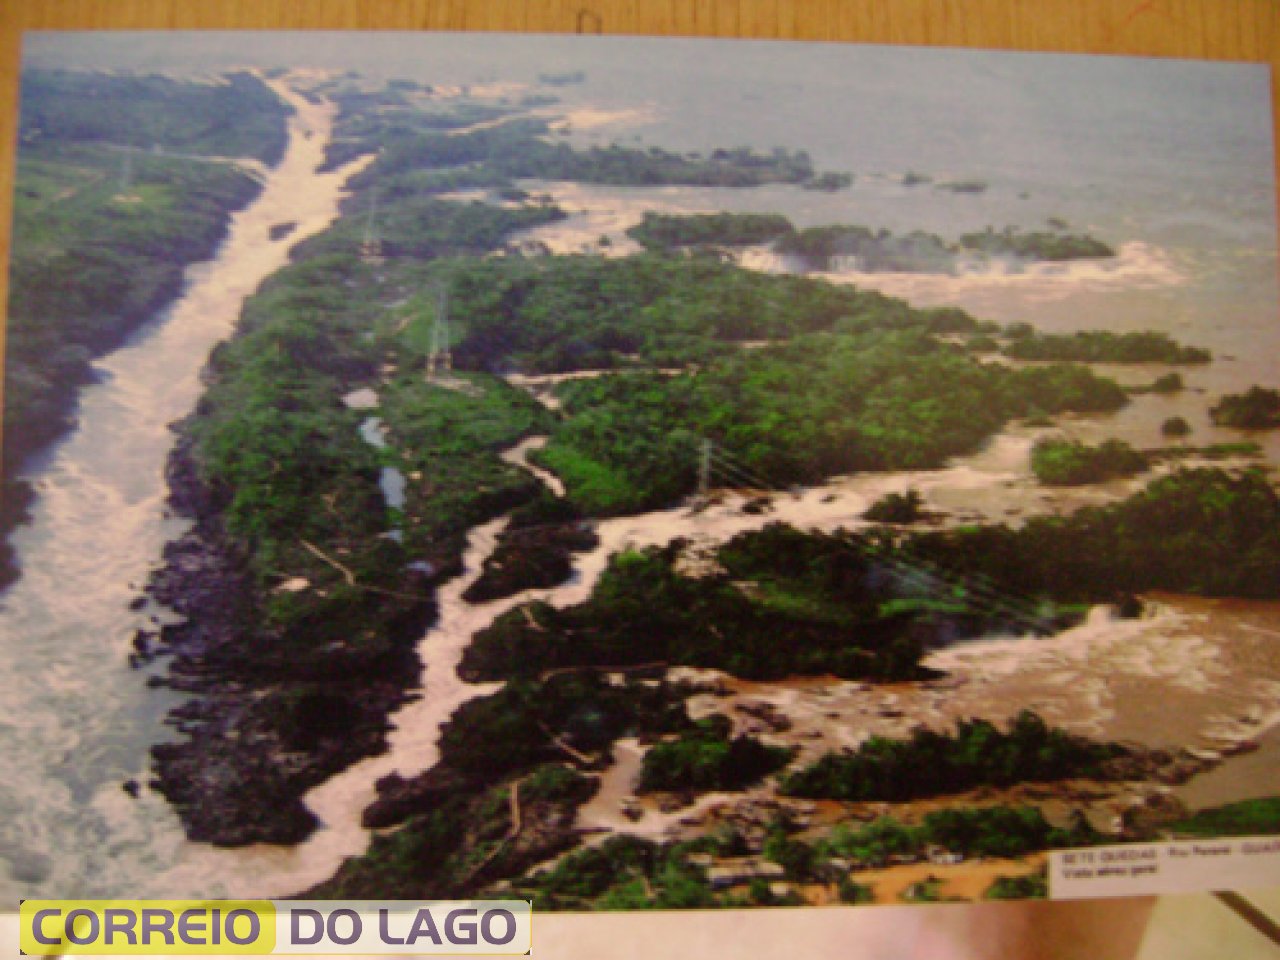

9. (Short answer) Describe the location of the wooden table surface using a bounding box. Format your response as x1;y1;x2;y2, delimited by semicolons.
0;3;1275;957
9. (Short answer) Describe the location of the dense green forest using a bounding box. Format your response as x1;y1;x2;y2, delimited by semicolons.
775;222;1113;273
1210;386;1280;429
637;714;793;792
17;70;290;164
818;805;1101;865
5;147;260;465
626;211;795;251
293;194;566;262
444;253;894;372
534;333;1128;514
894;468;1280;600
310;252;1130;517
324;107;851;192
780;711;1126;801
3;70;292;584
618;213;1114;269
1002;329;1211;363
1030;438;1148;485
460;523;1082;683
185;251;553;655
957;225;1114;260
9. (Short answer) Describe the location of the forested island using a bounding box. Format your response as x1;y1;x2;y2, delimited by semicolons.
1030;438;1148;485
323;114;852;193
1211;386;1280;429
622;212;1116;275
1002;329;1212;364
458;522;1084;684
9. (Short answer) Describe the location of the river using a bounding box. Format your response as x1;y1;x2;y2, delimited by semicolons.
0;76;372;901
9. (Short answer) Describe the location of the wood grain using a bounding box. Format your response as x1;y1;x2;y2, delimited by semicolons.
0;4;1273;955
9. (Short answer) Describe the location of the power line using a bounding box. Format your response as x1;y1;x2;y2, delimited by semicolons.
706;456;773;493
698;436;1057;633
707;447;785;493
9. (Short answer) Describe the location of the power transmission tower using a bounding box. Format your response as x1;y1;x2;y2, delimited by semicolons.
114;151;139;202
360;187;383;262
427;283;452;379
696;438;713;500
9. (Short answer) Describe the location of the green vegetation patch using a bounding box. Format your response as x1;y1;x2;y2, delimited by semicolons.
626;211;795;251
1170;798;1280;837
1003;330;1211;363
537;332;1128;513
462;492;599;602
1210;386;1280;430
184;240;554;653
864;489;926;524
19;69;290;163
777;224;954;272
958;226;1114;261
445;253;881;373
1200;442;1264;459
900;468;1280;600
985;869;1049;900
508;834;723;911
637;715;793;792
329;105;849;191
295;193;566;263
462;524;1082;683
774;223;1113;273
439;672;692;780
1139;372;1185;395
1031;438;1148;485
5;142;263;470
780;711;1126;801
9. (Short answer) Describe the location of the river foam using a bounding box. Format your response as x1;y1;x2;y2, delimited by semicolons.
0;75;373;901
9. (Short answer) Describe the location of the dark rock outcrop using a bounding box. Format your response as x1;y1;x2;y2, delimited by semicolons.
145;432;435;846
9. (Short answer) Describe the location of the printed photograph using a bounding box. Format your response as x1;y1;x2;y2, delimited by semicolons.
2;31;1278;910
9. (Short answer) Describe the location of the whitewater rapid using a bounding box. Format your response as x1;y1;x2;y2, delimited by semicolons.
0;76;372;901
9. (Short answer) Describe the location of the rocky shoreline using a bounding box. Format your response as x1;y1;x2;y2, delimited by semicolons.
144;429;436;846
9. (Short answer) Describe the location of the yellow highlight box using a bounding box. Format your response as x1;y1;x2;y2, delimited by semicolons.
20;900;276;955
